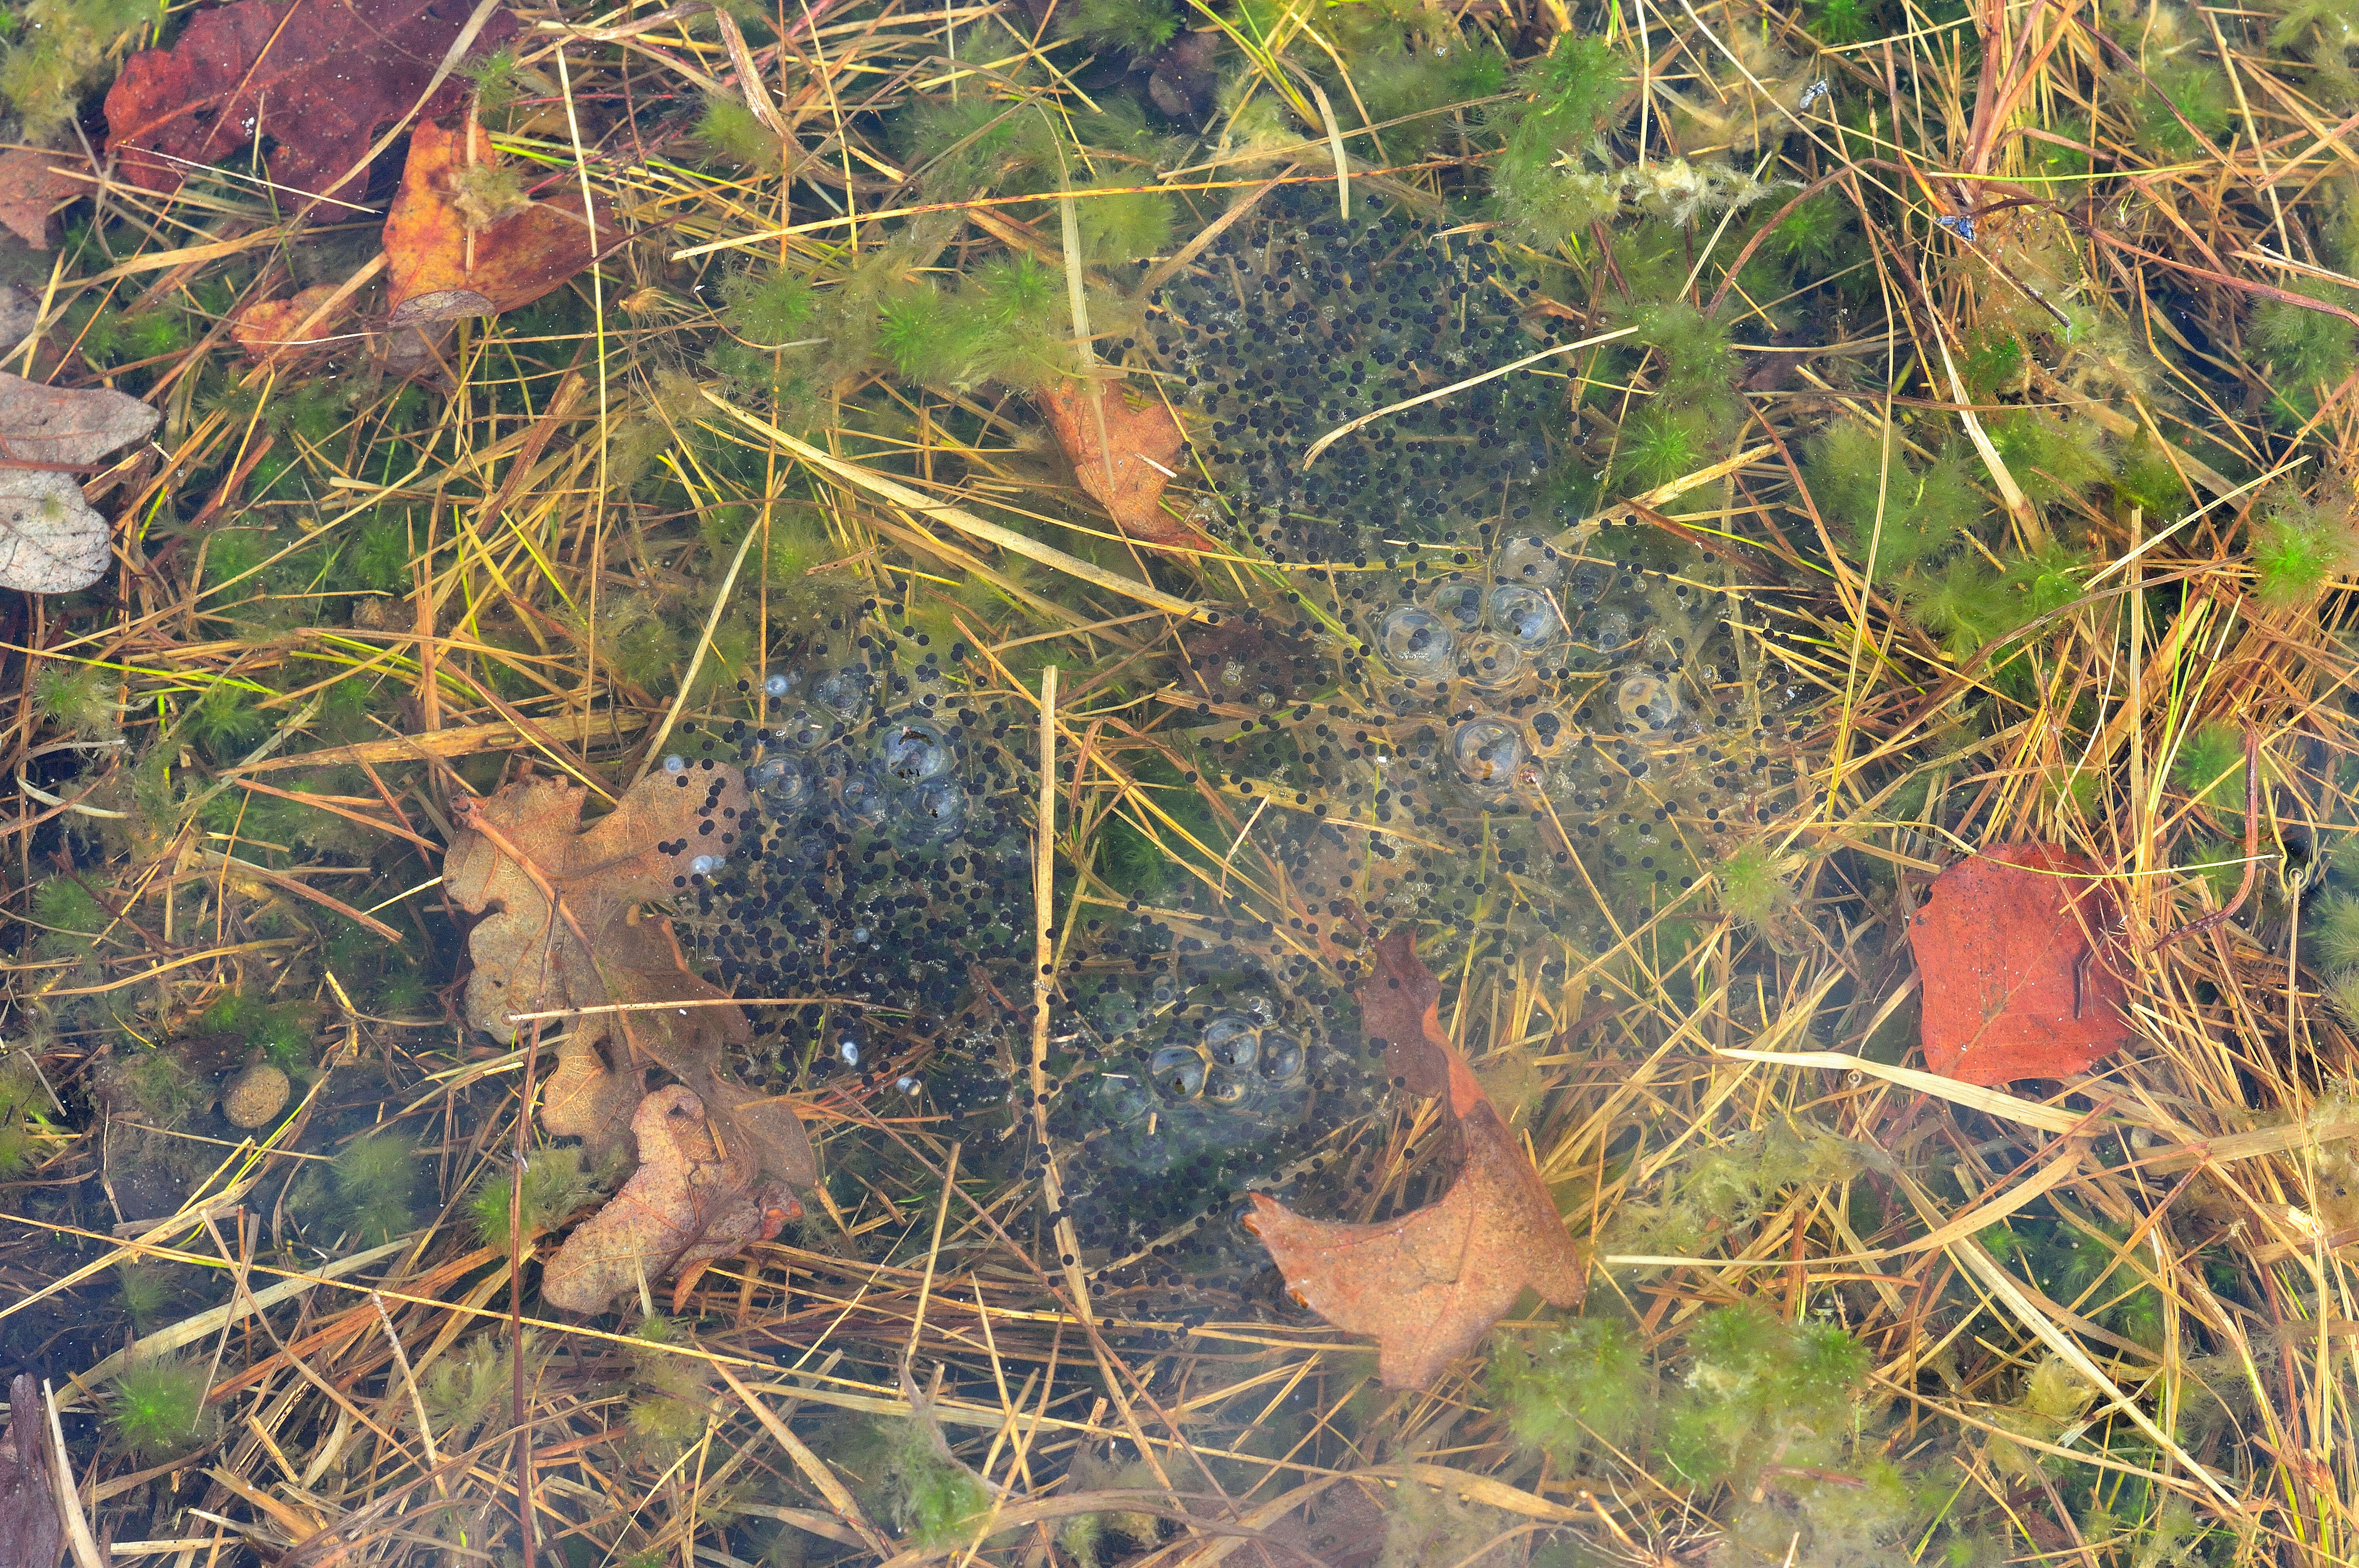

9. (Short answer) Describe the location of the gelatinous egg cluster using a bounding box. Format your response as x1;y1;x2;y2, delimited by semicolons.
1050;959;1383;1290
1144;186;1561;564
671;613;1036;1084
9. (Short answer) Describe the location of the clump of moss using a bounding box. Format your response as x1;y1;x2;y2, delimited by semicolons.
30;877;108;957
107;1355;214;1462
0;1059;42;1180
1490;36;1627;247
2172;719;2247;824
470;1146;600;1253
33;664;118;739
1489;1317;1649;1468
699;94;783;169
182;682;272;760
114;1260;173;1329
1664;1304;1868;1487
297;1130;418;1247
2251;291;2357;426
197;991;312;1073
873;254;1079;391
2247;490;2356;607
1805;423;1986;584
1716;840;1800;933
117;1048;204;1128
424;1330;541;1445
1985;409;2114;507
725;267;817;348
0;0;154;145
884;1411;994;1548
1059;0;1179;56
623;1314;711;1458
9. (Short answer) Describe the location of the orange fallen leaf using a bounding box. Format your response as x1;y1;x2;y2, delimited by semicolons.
443;763;816;1312
1243;931;1587;1388
539;1084;799;1315
1912;844;2133;1086
382;119;623;324
231;284;342;359
0;149;82;248
1038;381;1209;549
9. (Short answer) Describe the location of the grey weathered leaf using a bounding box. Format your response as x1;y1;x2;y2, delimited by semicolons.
0;1371;66;1568
0;373;159;595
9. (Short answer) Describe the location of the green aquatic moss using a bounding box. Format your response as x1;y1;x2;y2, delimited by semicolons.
1490;1317;1648;1466
2172;719;2246;819
331;1131;418;1245
108;1356;213;1462
2249;493;2355;607
471;1146;600;1253
33;664;116;738
1059;0;1179;56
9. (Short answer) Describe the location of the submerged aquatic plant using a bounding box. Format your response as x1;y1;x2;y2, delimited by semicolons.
108;1356;213;1461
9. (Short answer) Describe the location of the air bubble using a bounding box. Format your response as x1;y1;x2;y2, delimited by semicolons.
663;754;686;774
764;673;791;697
689;854;719;875
839;1038;860;1067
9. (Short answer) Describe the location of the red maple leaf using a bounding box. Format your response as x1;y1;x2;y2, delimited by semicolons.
1911;844;2134;1086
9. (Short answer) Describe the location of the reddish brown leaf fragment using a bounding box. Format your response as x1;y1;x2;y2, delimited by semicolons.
382;119;623;321
102;0;513;198
0;149;82;248
1038;382;1209;548
0;1372;65;1568
1244;931;1587;1389
1912;843;2133;1086
1359;927;1447;1096
231;284;342;360
539;1085;799;1315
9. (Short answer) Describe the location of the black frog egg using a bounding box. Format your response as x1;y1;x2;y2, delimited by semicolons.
1527;706;1577;757
1203;1069;1250;1107
1094;988;1142;1040
1567;559;1615;604
1203;1013;1259;1070
1378;605;1454;678
1151;1044;1207;1098
1618;673;1681;731
1241;993;1278;1027
1455;716;1526;785
880;712;952;785
1489;585;1564;652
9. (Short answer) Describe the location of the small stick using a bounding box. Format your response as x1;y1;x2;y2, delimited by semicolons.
1029;668;1092;1325
511;1023;539;1568
2152;726;2262;951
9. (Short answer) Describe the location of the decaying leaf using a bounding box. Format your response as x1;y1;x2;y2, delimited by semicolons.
231;284;343;359
0;1372;64;1568
443;764;816;1311
383;120;622;323
0;372;161;594
538;1085;798;1314
1243;931;1587;1388
1912;844;2133;1086
102;0;512;198
0;148;83;248
1038;382;1208;548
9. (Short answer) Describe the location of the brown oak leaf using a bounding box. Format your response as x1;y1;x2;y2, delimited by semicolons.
383;119;623;323
539;1085;798;1314
443;764;816;1310
1243;931;1587;1388
1038;382;1209;549
0;372;160;594
1912;844;2133;1086
102;0;513;198
0;148;83;248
